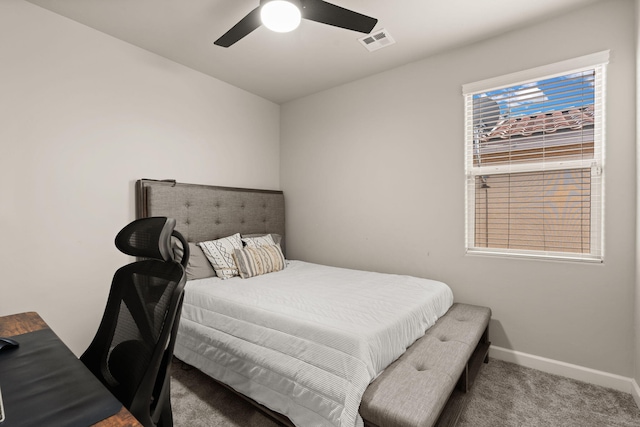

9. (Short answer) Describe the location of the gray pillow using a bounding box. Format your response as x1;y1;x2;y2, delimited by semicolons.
173;240;216;280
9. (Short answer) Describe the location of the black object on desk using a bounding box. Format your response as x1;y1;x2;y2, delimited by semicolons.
0;328;122;427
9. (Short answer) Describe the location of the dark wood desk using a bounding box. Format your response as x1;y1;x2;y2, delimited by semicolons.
0;312;141;427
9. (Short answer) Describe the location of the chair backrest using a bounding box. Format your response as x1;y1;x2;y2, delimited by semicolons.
81;217;189;427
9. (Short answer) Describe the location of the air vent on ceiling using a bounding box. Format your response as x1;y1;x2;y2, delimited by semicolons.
358;29;395;52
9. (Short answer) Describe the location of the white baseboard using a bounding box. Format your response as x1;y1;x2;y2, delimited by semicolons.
489;345;638;401
632;378;640;409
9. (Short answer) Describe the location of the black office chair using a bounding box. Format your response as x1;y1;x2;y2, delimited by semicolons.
81;217;189;427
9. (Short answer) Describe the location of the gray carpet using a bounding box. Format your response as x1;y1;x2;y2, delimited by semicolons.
170;358;640;427
457;359;640;427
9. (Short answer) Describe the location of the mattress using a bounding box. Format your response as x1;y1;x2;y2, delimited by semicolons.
174;260;454;427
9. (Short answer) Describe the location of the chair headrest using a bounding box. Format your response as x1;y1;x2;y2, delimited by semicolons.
115;217;177;262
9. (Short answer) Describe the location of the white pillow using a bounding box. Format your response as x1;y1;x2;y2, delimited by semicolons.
198;233;243;279
241;233;277;248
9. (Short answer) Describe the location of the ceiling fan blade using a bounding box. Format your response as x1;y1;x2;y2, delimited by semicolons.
214;6;262;47
302;0;377;34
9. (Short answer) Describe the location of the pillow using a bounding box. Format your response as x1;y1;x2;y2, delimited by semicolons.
198;233;243;279
242;234;285;257
242;234;277;248
233;245;286;279
173;242;216;280
186;243;217;280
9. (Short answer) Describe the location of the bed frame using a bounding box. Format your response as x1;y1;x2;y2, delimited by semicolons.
135;179;491;427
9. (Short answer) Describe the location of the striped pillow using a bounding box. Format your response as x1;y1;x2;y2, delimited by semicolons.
233;245;286;279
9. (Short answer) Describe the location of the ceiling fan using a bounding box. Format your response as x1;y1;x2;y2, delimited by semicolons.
214;0;378;48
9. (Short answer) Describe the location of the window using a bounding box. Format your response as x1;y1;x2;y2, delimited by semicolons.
463;52;608;262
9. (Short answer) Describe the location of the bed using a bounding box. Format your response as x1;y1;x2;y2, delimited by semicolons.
135;179;491;427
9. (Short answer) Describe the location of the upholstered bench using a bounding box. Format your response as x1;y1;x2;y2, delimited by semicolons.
360;303;491;427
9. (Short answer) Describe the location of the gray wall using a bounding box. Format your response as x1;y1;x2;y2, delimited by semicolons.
281;0;636;377
1;0;280;354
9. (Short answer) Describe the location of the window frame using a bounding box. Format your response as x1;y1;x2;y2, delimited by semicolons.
463;51;608;263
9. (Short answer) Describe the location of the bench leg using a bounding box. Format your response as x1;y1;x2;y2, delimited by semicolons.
482;327;490;364
456;324;491;393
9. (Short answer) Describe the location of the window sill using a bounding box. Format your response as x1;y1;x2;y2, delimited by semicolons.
465;248;603;264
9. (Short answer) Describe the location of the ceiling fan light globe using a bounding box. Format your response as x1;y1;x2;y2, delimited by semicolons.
261;1;301;33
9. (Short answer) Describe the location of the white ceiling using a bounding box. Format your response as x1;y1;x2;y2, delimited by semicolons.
25;0;601;104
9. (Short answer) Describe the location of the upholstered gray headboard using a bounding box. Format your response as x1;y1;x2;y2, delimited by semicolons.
135;179;285;253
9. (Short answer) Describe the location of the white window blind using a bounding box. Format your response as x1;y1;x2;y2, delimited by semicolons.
463;52;608;262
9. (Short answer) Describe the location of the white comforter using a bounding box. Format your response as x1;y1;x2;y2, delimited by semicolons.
174;260;454;427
